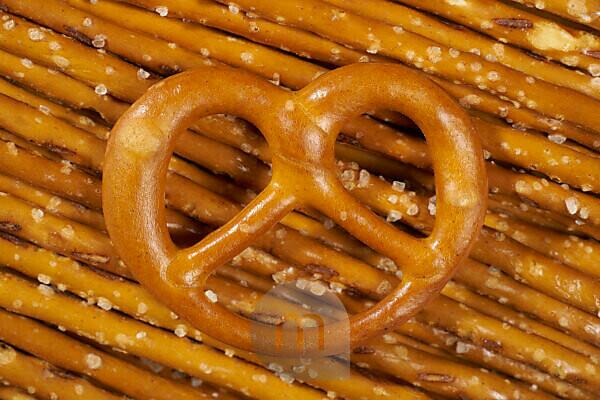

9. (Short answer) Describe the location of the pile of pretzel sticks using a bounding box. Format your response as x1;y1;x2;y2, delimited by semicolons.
0;0;598;398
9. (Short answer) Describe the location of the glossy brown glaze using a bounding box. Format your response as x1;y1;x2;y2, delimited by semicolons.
103;63;487;356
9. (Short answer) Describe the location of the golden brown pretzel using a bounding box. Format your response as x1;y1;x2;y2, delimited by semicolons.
103;63;486;355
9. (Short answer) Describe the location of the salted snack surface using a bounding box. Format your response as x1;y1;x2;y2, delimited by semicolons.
0;0;598;399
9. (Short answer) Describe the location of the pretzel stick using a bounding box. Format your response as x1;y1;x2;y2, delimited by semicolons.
0;48;128;123
3;107;596;346
0;94;104;172
42;1;600;203
240;227;600;355
397;0;600;74
86;0;586;148
0;343;125;400
507;0;600;31
442;280;600;360
0;75;252;203
216;265;595;400
352;342;552;400
0;13;159;103
485;212;600;277
0;4;427;170
0;310;240;400
207;0;600;133
337;165;600;343
0;78;109;140
417;296;599;390
111;0;384;69
325;0;600;100
0;128;58;161
0;139;100;208
18;0;600;184
0;387;37;400
431;77;600;151
1;10;596;382
342;165;600;316
394;317;595;400
185;119;595;284
0;273;329;400
0;173;105;231
74;0;600;166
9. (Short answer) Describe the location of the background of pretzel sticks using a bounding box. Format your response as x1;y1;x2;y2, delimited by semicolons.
0;0;598;398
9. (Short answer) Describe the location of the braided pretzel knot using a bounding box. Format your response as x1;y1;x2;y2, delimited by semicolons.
103;63;487;356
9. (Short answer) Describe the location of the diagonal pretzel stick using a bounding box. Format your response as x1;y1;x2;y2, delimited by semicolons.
325;0;600;100
396;0;600;74
506;0;600;31
0;310;241;400
0;343;125;400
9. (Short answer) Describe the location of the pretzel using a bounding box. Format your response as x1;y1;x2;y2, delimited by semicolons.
397;0;600;74
506;0;600;31
3;84;596;346
103;63;485;356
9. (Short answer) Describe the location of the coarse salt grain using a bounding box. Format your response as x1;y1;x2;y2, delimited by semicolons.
31;208;44;223
85;353;102;369
95;84;108;95
155;6;169;16
565;197;580;215
204;290;218;303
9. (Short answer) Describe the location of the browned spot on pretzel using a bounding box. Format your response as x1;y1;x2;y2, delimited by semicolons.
71;251;110;265
353;346;375;354
305;264;339;280
0;221;21;233
0;232;28;247
417;373;456;383
64;26;93;47
584;50;600;59
493;18;533;29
